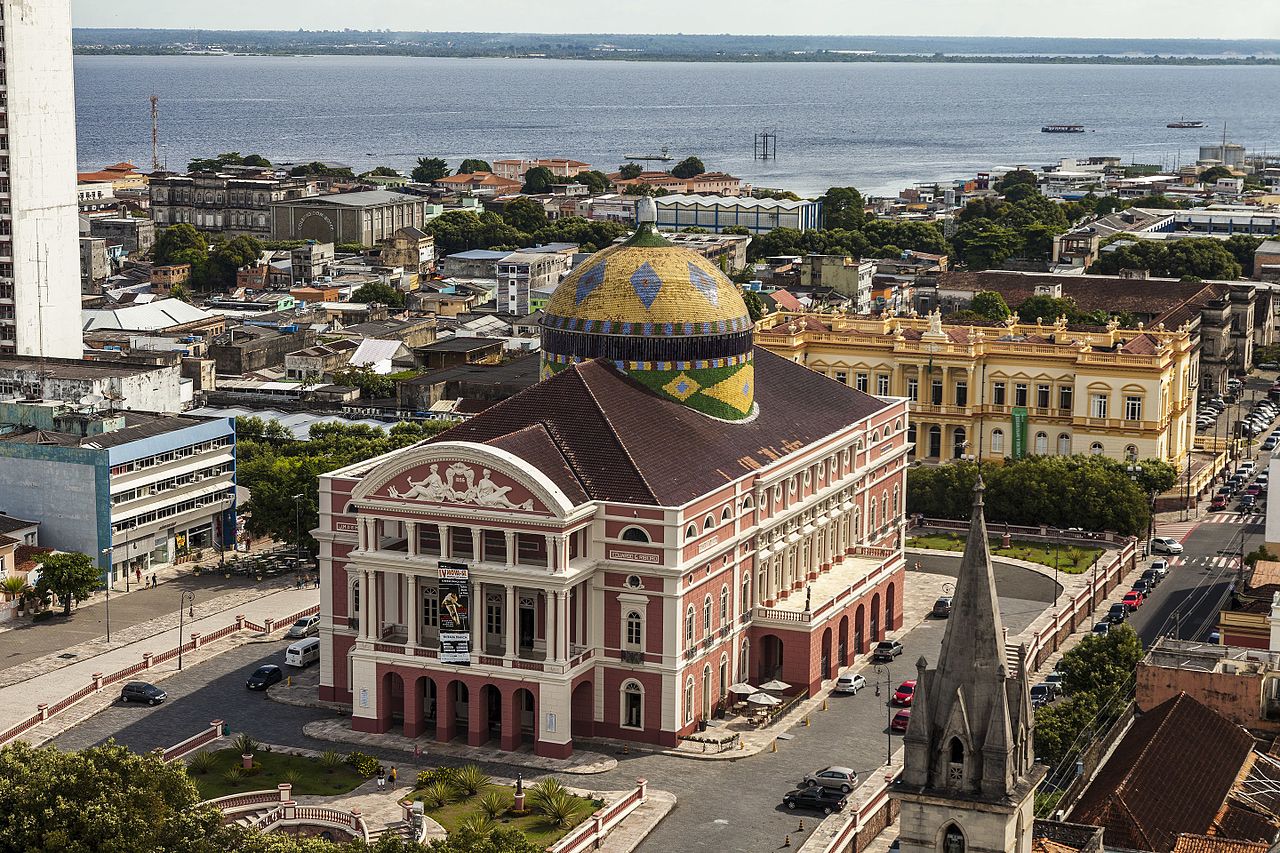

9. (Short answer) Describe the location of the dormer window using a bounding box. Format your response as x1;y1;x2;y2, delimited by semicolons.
948;738;965;784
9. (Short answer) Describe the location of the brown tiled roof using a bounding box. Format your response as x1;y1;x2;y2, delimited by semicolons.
1070;693;1256;853
1121;334;1159;355
431;348;888;506
15;545;53;573
1172;835;1268;853
938;270;1217;321
1032;840;1079;853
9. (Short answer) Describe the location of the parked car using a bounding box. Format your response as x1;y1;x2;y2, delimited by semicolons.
1241;494;1258;510
246;664;284;691
120;681;167;705
893;680;917;706
1149;559;1169;580
891;708;912;732
782;786;848;815
1211;495;1229;511
872;640;904;662
931;596;953;618
1150;536;1183;555
1259;362;1280;371
1043;672;1065;695
1246;484;1263;497
1122;591;1145;611
1140;569;1161;587
834;673;867;695
287;615;321;638
1092;621;1111;636
1107;603;1129;623
803;766;859;793
1132;579;1153;596
1030;684;1055;708
1240;461;1257;474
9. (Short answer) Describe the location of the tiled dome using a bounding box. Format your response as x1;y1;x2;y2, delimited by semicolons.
540;198;756;421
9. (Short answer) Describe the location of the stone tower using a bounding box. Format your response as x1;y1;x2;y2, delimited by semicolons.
892;479;1045;853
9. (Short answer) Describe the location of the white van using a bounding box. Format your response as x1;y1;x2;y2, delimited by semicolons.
284;637;320;668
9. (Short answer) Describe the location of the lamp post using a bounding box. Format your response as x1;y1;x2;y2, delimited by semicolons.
1126;460;1155;556
178;590;195;671
874;663;893;766
100;546;113;642
292;493;305;560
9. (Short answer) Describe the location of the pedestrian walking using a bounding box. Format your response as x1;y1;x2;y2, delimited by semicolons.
376;765;385;790
388;766;397;789
135;567;142;587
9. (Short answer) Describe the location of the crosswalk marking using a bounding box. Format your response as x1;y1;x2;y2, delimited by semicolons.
1200;512;1264;525
1154;521;1199;540
1161;554;1239;569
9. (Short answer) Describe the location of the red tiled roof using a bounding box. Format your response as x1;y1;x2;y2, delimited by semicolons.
1172;835;1268;853
1070;693;1256;853
938;270;1220;323
770;290;804;312
431;348;888;506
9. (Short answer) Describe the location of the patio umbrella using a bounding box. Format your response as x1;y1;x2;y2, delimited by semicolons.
759;679;792;692
727;682;757;695
747;692;781;706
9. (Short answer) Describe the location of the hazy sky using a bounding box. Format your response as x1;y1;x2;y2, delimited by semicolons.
71;0;1280;40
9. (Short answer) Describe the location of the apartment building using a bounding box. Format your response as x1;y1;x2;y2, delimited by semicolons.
149;169;317;239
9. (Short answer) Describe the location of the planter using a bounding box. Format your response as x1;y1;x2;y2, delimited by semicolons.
241;753;254;770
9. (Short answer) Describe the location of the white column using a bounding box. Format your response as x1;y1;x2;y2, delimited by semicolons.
575;584;585;648
438;524;450;559
406;574;420;646
553;590;568;662
357;519;367;551
360;570;373;639
471;528;482;562
406;522;418;557
504;532;516;567
561;591;571;660
544;535;556;572
470;581;483;653
505;584;517;657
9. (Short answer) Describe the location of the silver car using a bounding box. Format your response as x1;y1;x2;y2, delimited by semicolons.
834;673;867;694
803;766;858;793
287;615;320;638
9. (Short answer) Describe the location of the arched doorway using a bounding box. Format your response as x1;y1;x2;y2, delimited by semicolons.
854;605;866;654
511;688;536;748
759;634;784;682
952;427;967;459
885;583;896;632
380;671;403;732
820;628;833;680
838;615;849;667
571;680;593;739
870;593;881;642
942;823;966;853
452;681;470;735
928;425;941;458
479;684;502;745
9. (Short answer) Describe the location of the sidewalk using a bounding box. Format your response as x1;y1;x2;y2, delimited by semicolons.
0;585;319;729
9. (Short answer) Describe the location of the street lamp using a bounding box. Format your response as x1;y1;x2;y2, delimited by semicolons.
177;590;196;670
1126;461;1156;556
874;663;893;766
100;547;113;642
292;493;305;560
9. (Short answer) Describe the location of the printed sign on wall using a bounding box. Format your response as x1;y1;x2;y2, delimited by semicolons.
438;561;471;665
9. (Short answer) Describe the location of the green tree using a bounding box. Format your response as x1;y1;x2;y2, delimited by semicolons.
1058;625;1143;697
426;826;545;853
572;169;611;194
1131;458;1178;496
242;154;271;168
531;217;628;253
1089;237;1242;280
34;551;100;617
333;366;395;400
1016;294;1075;323
1198;165;1234;184
952;220;1022;269
995;168;1038;193
618;162;643;180
188;151;270;172
206;235;264;289
169;283;191;303
153;224;207;266
970;290;1011;321
820;186;867;230
411;157;451;183
521;166;556;194
1224;234;1265;277
0;741;234;853
351;281;406;309
457;159;492;174
1125;194;1184;210
288;162;356;179
741;289;766;321
1034;692;1101;768
361;166;402;178
752;188;802;201
671;156;706;180
502;196;549;232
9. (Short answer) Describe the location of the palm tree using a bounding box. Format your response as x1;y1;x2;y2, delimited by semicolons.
1;576;30;601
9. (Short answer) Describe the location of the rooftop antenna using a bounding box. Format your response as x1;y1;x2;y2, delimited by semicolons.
150;96;161;172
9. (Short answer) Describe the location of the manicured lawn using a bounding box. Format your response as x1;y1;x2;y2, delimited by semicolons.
409;784;596;846
188;749;367;800
907;533;1103;574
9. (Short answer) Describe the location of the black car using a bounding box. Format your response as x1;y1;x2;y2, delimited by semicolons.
1140;569;1161;587
246;664;284;691
871;640;904;662
1132;579;1153;596
1029;684;1054;708
120;681;167;705
1106;603;1128;624
782;785;849;815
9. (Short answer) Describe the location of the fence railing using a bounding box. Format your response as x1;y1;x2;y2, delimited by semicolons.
798;761;901;853
0;603;319;749
547;780;648;853
162;720;224;762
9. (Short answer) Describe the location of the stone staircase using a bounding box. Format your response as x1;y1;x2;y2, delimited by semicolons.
367;818;416;843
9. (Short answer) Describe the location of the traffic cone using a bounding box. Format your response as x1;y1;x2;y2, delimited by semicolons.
771;740;778;753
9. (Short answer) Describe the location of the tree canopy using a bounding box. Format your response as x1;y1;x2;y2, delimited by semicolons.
187;152;271;172
618;163;643;180
288;162;355;179
351;281;405;309
970;290;1011;321
424;211;628;256
411;157;450;183
571;170;611;194
502;196;549;233
361;166;402;178
457;159;492;174
521;166;556;194
1088;237;1243;280
747;220;948;264
951;188;1069;269
819;186;867;230
1198;165;1234;184
671;156;706;179
34;551;99;616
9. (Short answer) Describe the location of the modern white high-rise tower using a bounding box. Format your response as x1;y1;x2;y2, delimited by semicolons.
0;0;83;359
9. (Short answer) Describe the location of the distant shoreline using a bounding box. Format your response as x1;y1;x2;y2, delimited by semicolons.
71;49;1280;66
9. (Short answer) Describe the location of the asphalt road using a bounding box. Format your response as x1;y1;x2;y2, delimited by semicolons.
51;561;1055;853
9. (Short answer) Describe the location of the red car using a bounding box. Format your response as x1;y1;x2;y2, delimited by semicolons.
1210;495;1228;511
891;709;912;732
893;680;917;706
1122;591;1145;611
1246;484;1263;497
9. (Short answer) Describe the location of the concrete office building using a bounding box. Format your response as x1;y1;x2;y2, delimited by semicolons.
0;0;84;359
0;356;184;412
271;191;430;247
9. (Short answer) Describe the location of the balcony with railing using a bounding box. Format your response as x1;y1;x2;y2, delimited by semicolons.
752;547;901;628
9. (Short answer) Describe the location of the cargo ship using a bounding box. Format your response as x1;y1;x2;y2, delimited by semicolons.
1041;124;1086;134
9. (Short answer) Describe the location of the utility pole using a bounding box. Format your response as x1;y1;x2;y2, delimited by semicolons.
150;96;161;172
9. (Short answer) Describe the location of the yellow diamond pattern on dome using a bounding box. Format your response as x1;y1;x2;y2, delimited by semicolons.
699;363;755;416
662;372;702;401
544;243;750;327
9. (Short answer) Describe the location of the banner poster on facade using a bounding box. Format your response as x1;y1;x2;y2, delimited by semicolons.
1011;406;1029;460
438;561;471;666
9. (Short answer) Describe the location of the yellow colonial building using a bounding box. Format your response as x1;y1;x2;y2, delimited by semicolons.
756;311;1199;468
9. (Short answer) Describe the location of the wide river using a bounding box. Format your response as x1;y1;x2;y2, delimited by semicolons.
73;55;1280;196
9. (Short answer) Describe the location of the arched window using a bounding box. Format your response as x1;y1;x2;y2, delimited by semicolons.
1058;433;1071;455
685;606;696;645
625;610;643;648
943;824;966;853
720;585;729;622
351;580;360;626
950;737;964;763
721;506;733;523
741;495;754;511
882;492;889;522
622;681;643;729
1090;442;1104;456
620;526;650;543
703;515;715;531
684;676;696;724
869;499;877;531
991;428;1005;454
703;596;713;633
895;418;903;433
893;484;901;514
685;524;698;540
872;430;880;443
1125;444;1139;461
1034;432;1048;455
741;578;751;614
